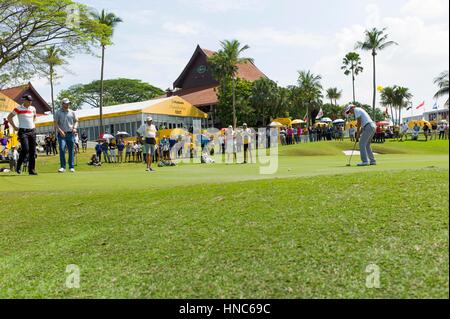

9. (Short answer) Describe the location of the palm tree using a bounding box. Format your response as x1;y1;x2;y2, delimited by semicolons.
40;46;67;134
208;40;253;128
341;52;363;103
356;28;398;119
434;71;449;107
251;77;278;126
393;86;412;125
91;9;122;135
380;86;395;123
326;87;342;106
297;70;323;125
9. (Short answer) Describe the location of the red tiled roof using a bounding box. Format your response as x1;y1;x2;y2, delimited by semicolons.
0;84;29;100
200;47;266;81
173;84;219;107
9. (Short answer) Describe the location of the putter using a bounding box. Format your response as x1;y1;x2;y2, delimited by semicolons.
347;140;358;167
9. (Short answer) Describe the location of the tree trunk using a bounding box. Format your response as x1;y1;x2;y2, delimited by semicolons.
390;105;394;123
99;45;105;135
399;107;402;125
352;67;356;103
372;52;377;120
232;76;236;129
50;66;57;136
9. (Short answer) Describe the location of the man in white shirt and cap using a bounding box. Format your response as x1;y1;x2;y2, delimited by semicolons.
7;95;38;175
344;104;377;166
137;116;157;172
55;98;78;173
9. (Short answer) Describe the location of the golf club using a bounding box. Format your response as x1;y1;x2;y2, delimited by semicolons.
346;140;358;167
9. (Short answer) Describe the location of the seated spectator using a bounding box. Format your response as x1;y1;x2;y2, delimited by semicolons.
88;154;101;166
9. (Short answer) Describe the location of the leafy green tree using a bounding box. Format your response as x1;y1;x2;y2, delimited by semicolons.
341;52;363;103
251;78;278;126
90;9;122;134
0;0;107;85
393;86;412;125
380;86;395;123
322;103;344;120
57;78;164;110
215;78;254;127
208;39;254;128
356;28;398;119
434;71;449;107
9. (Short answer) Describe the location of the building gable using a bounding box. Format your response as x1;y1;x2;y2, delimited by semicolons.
0;82;51;115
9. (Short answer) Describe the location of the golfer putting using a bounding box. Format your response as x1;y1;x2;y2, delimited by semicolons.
344;104;377;166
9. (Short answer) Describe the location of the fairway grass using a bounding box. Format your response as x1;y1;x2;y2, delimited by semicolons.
0;140;448;298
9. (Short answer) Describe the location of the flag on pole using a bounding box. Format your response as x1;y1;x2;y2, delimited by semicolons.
416;101;425;110
303;112;309;123
316;108;324;119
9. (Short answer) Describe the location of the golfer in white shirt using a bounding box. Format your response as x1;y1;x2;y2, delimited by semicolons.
137;116;157;172
344;104;377;166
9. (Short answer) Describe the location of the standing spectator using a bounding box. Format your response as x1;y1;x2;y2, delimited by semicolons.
444;123;449;140
109;141;117;163
7;95;38;175
218;133;225;155
225;125;236;164
81;131;88;152
8;146;18;171
101;140;110;163
349;124;356;142
286;126;293;145
242;123;253;164
117;139;125;163
438;123;445;140
280;128;287;145
423;124;430;141
412;123;420;140
296;126;302;144
131;142;137;162
400;123;409;142
125;142;132;162
137;116;157;171
95;141;102;162
55;98;78;173
51;134;58;155
302;127;309;143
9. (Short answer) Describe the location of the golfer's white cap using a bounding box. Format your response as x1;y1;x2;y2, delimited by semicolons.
344;104;355;115
146;116;153;121
243;123;247;126
61;98;71;104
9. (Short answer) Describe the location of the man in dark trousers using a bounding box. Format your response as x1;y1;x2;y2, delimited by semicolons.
7;95;38;175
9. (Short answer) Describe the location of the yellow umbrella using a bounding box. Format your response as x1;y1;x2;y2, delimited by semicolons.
269;121;284;128
291;119;305;125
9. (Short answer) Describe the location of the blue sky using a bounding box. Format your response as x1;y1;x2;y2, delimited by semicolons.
33;0;449;116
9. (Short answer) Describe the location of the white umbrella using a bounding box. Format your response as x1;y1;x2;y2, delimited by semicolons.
116;131;130;137
100;133;114;140
333;119;345;124
439;119;448;124
269;121;283;128
321;117;332;123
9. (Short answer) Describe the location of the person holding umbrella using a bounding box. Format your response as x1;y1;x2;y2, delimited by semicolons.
7;95;38;175
344;104;377;166
55;98;78;173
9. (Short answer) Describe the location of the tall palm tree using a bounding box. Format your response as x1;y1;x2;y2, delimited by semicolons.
297;70;323;125
393;86;412;125
208;40;253;128
251;77;278;126
356;28;398;119
40;46;67;134
434;71;449;107
341;52;363;103
91;9;122;135
326;87;342;106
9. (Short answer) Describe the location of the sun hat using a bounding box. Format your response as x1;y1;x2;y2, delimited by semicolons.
61;98;71;104
146;116;153;121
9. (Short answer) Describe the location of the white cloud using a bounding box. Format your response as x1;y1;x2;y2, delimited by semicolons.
177;0;267;13
402;0;449;18
234;28;329;49
162;22;202;35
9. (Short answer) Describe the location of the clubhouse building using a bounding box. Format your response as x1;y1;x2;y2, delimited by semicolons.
35;96;208;141
167;45;266;127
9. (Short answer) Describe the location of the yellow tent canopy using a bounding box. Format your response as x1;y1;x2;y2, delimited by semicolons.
408;120;431;129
